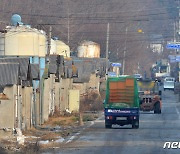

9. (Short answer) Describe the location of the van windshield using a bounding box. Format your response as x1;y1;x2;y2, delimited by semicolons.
165;78;174;82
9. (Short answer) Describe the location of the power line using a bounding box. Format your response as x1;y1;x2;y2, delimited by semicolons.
0;5;178;20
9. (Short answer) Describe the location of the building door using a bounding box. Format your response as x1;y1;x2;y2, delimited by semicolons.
68;90;80;113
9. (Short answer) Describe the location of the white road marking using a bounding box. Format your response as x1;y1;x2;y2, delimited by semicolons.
90;121;95;126
175;106;180;119
66;132;80;143
65;115;103;144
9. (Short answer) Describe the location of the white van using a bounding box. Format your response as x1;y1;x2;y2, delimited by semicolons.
163;77;175;91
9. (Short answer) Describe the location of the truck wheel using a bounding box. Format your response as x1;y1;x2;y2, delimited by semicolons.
154;101;161;114
105;124;112;129
105;120;112;129
132;120;139;129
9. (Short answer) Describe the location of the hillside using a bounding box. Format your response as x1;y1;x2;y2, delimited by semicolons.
0;0;177;75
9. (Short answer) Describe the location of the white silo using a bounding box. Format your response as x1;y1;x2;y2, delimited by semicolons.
50;38;57;55
4;26;47;57
55;40;70;57
0;33;5;56
77;41;100;58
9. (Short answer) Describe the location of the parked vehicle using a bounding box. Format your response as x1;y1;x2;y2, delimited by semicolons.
133;74;142;81
151;59;170;82
163;77;175;91
104;76;140;129
137;79;162;114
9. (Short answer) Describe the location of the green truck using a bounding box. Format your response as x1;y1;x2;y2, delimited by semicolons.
104;76;140;129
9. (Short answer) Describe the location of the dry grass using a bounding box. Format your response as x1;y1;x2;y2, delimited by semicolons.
22;115;79;143
80;90;104;112
43;115;79;127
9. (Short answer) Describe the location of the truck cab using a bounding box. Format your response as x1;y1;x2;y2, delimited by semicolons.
137;79;162;114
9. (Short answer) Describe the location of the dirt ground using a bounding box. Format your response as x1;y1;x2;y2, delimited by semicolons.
0;112;101;153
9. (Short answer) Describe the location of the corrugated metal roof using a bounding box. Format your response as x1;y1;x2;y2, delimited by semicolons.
48;55;64;77
49;55;64;65
0;63;20;86
49;55;57;64
0;85;5;93
0;57;29;80
63;57;107;81
49;64;57;74
67;68;72;78
64;59;72;67
30;63;40;80
71;57;107;82
64;66;68;79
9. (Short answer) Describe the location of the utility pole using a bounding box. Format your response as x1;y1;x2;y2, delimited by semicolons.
106;23;110;79
122;27;128;75
47;26;52;56
67;0;70;45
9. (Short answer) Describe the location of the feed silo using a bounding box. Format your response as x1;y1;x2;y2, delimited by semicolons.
4;26;47;57
77;41;100;58
50;38;57;55
0;33;5;56
55;40;70;57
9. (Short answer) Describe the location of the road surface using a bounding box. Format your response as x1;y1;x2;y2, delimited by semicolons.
44;89;180;154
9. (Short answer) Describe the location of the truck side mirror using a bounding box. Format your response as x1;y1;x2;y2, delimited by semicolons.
159;90;162;95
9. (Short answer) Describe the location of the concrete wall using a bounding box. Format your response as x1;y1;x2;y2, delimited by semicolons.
43;77;73;116
86;73;100;91
0;85;17;138
72;83;86;96
21;87;33;130
43;75;53;122
0;63;103;138
69;90;80;113
60;78;73;113
72;73;100;96
54;82;61;112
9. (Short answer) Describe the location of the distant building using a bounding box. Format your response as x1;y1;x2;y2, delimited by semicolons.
149;34;164;54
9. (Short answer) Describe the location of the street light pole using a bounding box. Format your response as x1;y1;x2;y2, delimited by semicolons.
106;23;110;79
122;27;128;75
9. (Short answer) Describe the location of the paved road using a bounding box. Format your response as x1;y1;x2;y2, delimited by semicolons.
44;90;180;154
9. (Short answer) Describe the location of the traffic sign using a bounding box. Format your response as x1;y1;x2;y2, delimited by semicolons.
108;72;117;77
166;44;180;49
168;55;180;63
111;63;121;67
176;55;180;62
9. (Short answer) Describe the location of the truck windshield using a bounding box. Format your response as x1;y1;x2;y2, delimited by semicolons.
137;81;157;92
